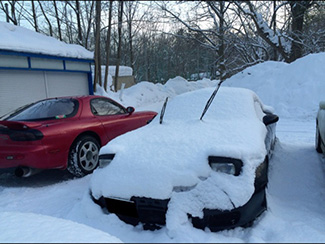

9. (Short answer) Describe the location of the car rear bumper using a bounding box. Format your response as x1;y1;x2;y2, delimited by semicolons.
92;187;267;231
0;145;50;169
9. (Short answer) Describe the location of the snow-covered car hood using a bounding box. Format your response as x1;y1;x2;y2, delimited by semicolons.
90;87;271;217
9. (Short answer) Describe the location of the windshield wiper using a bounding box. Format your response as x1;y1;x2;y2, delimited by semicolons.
200;80;224;120
159;97;169;124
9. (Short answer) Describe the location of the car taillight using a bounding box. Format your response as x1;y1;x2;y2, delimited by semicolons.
9;129;43;141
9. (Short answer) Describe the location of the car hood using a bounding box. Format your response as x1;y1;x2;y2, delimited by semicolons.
90;87;269;217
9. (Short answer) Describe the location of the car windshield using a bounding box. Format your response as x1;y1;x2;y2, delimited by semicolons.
2;98;78;121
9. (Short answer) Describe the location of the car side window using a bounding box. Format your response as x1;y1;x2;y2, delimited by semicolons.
90;98;126;116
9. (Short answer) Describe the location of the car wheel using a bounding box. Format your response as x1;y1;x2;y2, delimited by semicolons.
67;135;100;177
316;127;323;153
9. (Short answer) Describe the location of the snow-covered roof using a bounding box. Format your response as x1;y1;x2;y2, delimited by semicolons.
93;65;133;77
0;21;93;60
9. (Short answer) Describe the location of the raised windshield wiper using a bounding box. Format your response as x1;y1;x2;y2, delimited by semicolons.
159;97;169;124
200;80;224;120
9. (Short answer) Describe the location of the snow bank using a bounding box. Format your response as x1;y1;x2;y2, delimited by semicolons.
0;211;122;243
0;21;93;59
225;53;325;119
96;76;218;109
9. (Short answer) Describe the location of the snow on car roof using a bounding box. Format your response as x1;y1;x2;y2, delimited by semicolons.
90;87;269;217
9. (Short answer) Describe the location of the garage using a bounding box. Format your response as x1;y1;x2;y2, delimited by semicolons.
0;52;93;116
0;22;94;117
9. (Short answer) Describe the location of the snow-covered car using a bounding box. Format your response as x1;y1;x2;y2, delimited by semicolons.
315;101;325;153
89;86;279;231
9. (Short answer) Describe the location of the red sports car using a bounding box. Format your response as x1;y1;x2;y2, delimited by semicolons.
0;95;157;177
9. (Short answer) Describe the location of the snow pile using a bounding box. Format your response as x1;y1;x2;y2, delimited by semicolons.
0;211;121;243
225;53;325;119
0;21;93;59
96;76;218;109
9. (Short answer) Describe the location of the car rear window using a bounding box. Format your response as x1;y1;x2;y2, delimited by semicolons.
4;98;79;121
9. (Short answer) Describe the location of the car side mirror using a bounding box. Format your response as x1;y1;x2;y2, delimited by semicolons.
263;114;279;126
126;106;135;114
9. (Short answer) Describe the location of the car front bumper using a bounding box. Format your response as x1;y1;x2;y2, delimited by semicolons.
92;187;267;231
191;187;266;231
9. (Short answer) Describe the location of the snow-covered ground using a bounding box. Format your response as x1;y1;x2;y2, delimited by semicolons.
1;53;325;243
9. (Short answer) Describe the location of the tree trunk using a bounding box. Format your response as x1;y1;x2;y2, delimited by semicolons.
84;0;95;49
272;0;278;61
206;1;226;81
114;0;123;92
31;0;38;32
125;1;135;78
218;1;225;81
93;0;102;92
104;0;113;92
10;1;18;25
289;1;312;62
5;3;9;23
53;0;62;41
75;0;83;43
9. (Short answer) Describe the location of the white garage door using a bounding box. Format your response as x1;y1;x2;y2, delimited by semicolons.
0;70;89;116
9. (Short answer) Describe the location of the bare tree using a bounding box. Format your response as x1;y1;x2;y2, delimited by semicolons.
38;1;53;36
234;1;291;62
0;0;18;25
80;0;95;49
235;1;314;63
66;0;83;44
159;1;234;80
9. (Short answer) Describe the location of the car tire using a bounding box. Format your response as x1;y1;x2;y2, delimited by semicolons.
316;127;323;153
67;135;100;177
